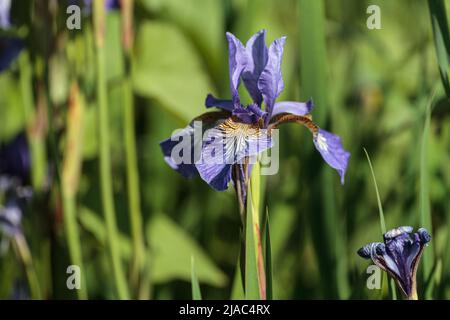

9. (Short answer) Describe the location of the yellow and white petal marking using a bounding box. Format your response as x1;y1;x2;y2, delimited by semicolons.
217;117;272;163
315;133;329;153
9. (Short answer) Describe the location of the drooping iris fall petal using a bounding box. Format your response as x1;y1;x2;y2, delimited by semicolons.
195;118;272;191
313;129;350;185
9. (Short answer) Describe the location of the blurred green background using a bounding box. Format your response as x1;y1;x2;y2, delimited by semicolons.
1;0;450;299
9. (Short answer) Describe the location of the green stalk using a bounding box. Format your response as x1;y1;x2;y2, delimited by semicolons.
123;75;146;298
94;1;130;300
14;233;42;299
18;48;46;301
61;83;88;299
409;289;418;300
121;0;147;299
428;0;450;97
19;51;46;191
364;148;397;300
419;91;436;299
245;161;266;299
190;256;202;300
61;193;87;299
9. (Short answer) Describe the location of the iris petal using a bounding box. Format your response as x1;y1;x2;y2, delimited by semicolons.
257;36;286;125
195;118;272;191
159;125;199;179
205;94;234;112
271;100;314;117
313;129;350;184
242;30;268;105
226;32;247;108
384;226;413;240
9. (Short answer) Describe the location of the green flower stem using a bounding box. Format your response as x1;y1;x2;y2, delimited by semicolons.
120;0;147;299
19;51;46;191
61;192;87;299
123;58;146;298
18;49;46;300
94;1;130;300
14;233;42;299
419;90;436;300
246;161;266;300
60;83;88;299
409;285;418;300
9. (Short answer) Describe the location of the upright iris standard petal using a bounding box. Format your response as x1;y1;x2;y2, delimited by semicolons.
226;32;247;108
313;129;350;184
242;30;268;105
271;100;314;117
357;226;432;299
195;118;272;191
257;37;286;125
0;0;11;28
0;37;24;72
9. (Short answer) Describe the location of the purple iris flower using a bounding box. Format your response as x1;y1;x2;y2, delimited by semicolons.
160;30;350;199
357;226;431;299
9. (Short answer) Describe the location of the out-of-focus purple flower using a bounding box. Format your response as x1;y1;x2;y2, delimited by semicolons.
0;0;11;28
71;0;120;12
9;280;29;300
160;30;350;203
0;198;22;238
105;0;120;10
357;226;431;299
0;133;30;184
0;37;24;72
0;0;24;72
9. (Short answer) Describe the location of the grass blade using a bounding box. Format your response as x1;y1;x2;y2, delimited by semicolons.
264;209;273;300
420;90;437;299
94;2;129;299
121;0;147;299
364;148;396;300
61;83;88;299
231;254;245;299
428;0;450;97
245;161;265;299
245;184;259;299
191;256;202;300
